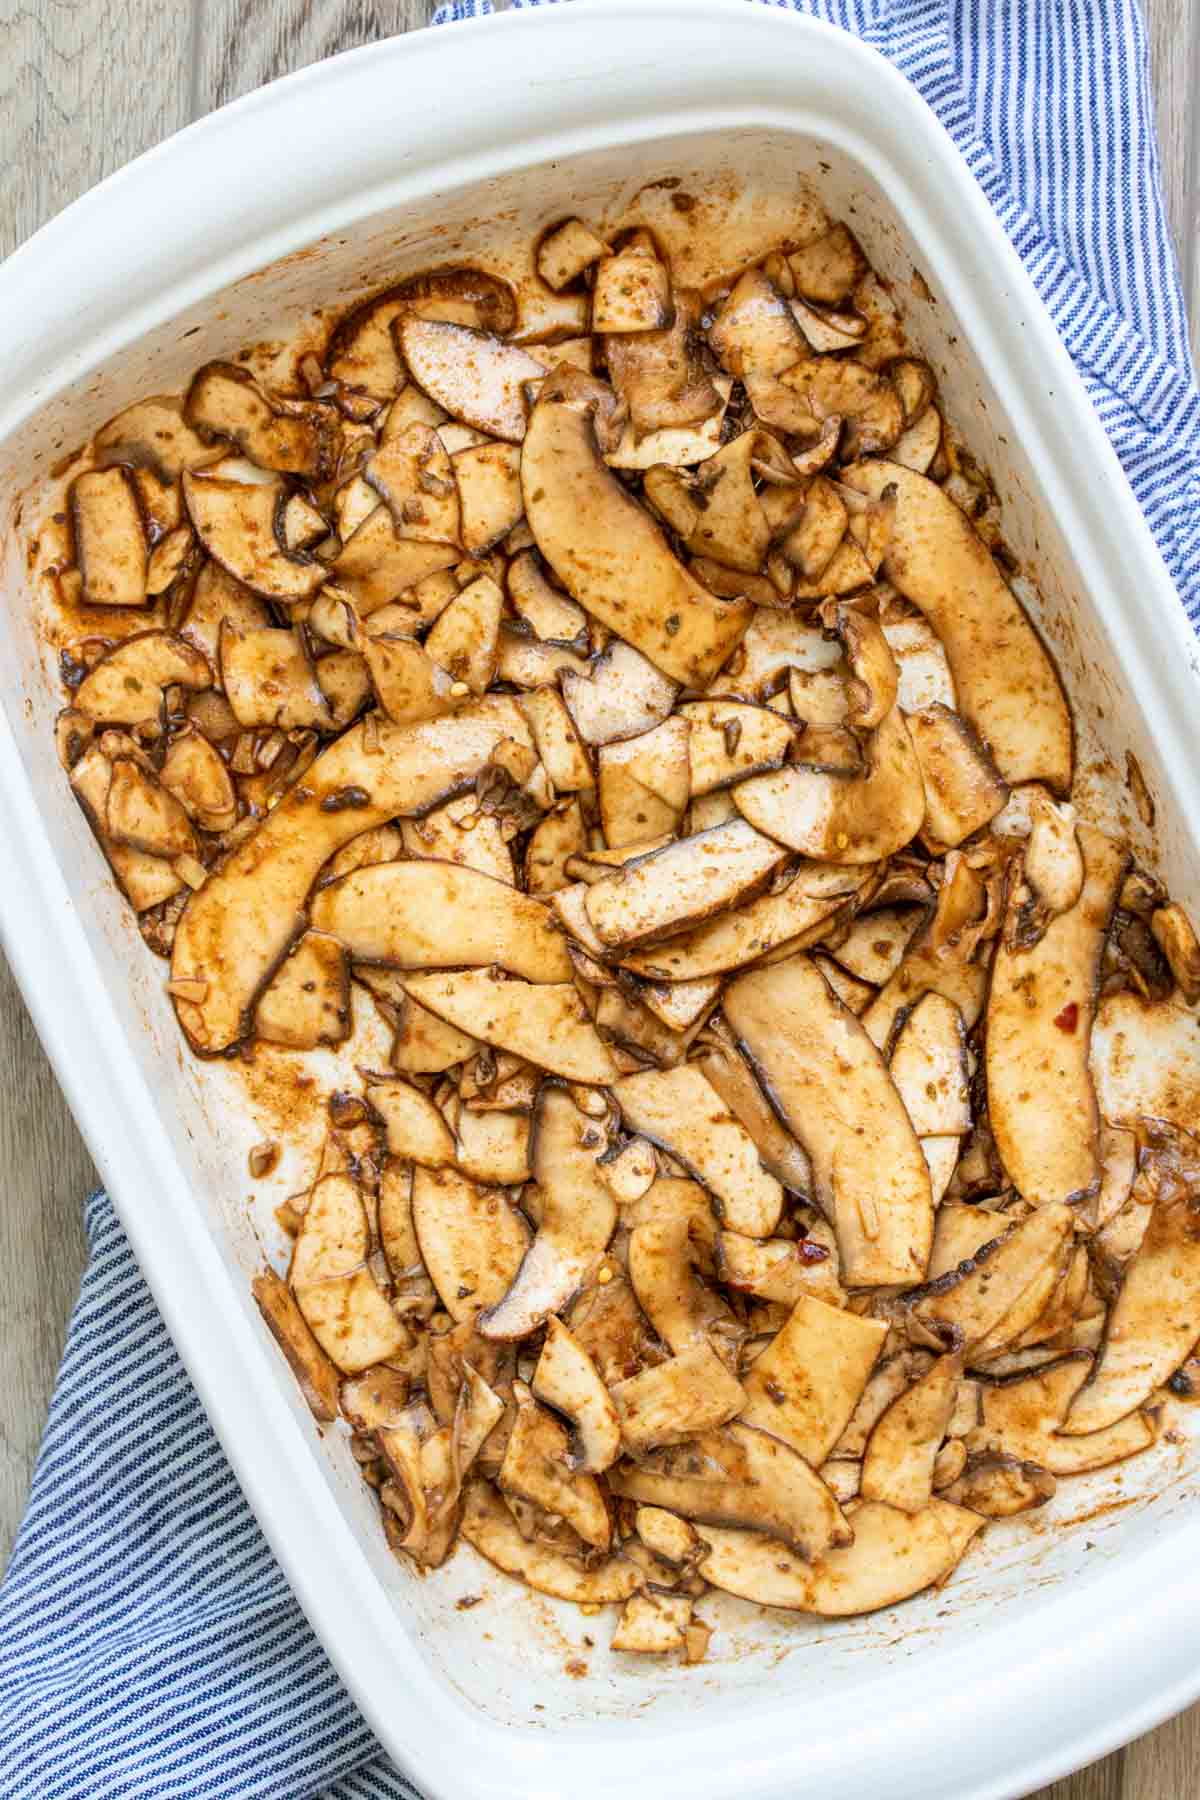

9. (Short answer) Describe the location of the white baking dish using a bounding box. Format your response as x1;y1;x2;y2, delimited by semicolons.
3;3;1200;1795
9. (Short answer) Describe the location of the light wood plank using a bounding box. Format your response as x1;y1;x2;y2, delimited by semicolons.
191;0;434;109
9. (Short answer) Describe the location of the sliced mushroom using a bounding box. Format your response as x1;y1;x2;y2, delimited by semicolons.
448;442;522;554
363;422;461;546
179;560;272;667
1023;786;1084;916
403;971;618;1085
532;1315;621;1472
929;1204;1009;1282
860;1354;961;1513
328;268;517;399
628;1211;736;1358
1151;903;1200;1003
610;1422;850;1560
1063;1184;1200;1434
715;1230;845;1311
386;986;481;1074
598;717;690;847
522;376;751;687
789;295;868;355
171;706;528;1052
907;704;1008;846
584;821;787;951
525;801;587;897
941;1453;1056;1518
828;906;923;986
787;225;867;305
680;700;798;796
734;706;925;864
311;859;571;981
611;1591;694;1654
291;1174;407;1372
506;550;588;645
460;1480;639;1603
518;687;593;794
911;1203;1076;1353
70;745;183;911
159;728;238;833
182;469;326;603
889;993;971;1138
779;360;903;458
422;574;503;697
616;863;866;982
411;1164;531;1325
331;507;460;616
861;932;990;1054
695;1035;812;1196
185;363;334;478
255;930;349;1048
537;218;609;291
708;266;810;382
70;468;148;607
592;238;673;334
401;793;513;885
367;1078;457;1168
394;316;545;443
724;953;933;1286
105;758;196;859
94;395;224;482
605;287;723;441
612;1342;746;1454
970;1354;1158;1475
843;462;1072;791
1091;991;1200;1134
614;1064;783;1238
500;1386;611;1550
696;1496;980;1615
74;631;211;726
740;1295;887;1464
637;974;722;1035
987;826;1128;1207
252;1268;341;1422
452;1104;532;1186
221;625;332;731
477;1086;616;1339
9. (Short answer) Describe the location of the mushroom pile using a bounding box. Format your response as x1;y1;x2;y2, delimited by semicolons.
48;206;1200;1659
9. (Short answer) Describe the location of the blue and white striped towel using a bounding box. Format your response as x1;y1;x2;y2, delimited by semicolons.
1;3;1198;1796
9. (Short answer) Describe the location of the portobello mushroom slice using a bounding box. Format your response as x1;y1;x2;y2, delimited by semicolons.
500;1386;611;1550
361;636;457;727
255;931;349;1048
506;550;588;645
521;377;751;686
252;1268;341;1422
628;1211;738;1358
941;1454;1056;1518
332;507;459;615
185;363;334;478
387;987;481;1074
827;906;923;986
605;286;723;439
311;860;571;982
724;954;934;1286
452;442;524;554
740;1295;887;1464
159;729;238;833
220;624;332;731
171;706;527;1053
597;717;690;848
367;1078;457;1168
861;935;989;1053
987;826;1128;1207
452;1104;532;1187
532;1315;621;1473
105;759;196;859
94;396;224;482
611;1592;694;1655
290;1174;408;1373
591;238;673;333
537;218;609;291
584;820;789;951
1091;991;1200;1134
970;1354;1158;1474
616;863;867;982
891;404;943;475
907;705;1008;847
477;1086;616;1340
364;422;461;546
1024;785;1084;916
401;793;514;885
779;360;903;458
460;1480;640;1604
695;1035;813;1196
74;631;212;726
734;706;925;864
708;266;810;381
715;1230;845;1311
695;1496;980;1615
525;802;587;897
860;1353;961;1513
178;561;272;667
69;746;183;912
412;1164;531;1325
327;269;517;399
889;993;971;1138
637;973;722;1035
403;971;619;1085
929;1204;1009;1281
611;1342;746;1454
519;688;593;794
786;225;867;305
609;1422;851;1560
681;700;798;796
1062;1185;1200;1434
911;1203;1076;1353
182;469;326;603
394;316;546;443
614;1065;784;1238
70;468;148;607
843;462;1072;791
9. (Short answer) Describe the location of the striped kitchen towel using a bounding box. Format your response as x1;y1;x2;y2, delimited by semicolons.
2;3;1198;1798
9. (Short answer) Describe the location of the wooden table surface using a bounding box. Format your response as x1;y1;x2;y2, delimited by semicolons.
1;3;1198;1794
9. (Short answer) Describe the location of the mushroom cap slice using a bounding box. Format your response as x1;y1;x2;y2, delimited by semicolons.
609;1422;851;1560
562;639;678;747
460;1481;640;1604
695;1497;981;1615
614;1064;784;1238
907;704;1009;847
615;863;867;982
1062;1187;1200;1435
255;930;350;1049
521;383;751;686
499;1387;612;1550
860;1353;961;1513
182;470;326;602
412;1164;531;1325
696;1038;813;1197
74;631;212;726
368;1078;457;1168
1091;991;1200;1135
532;1316;621;1473
986;825;1128;1207
734;706;925;864
740;1294;887;1465
681;699;799;795
290;1173;408;1373
395;316;546;443
585;821;790;951
627;1210;738;1357
716;1230;845;1311
310;860;572;982
252;1269;341;1423
970;1354;1158;1475
889;992;971;1138
477;1086;617;1340
843;461;1072;792
403;971;618;1085
171;706;525;1053
912;1203;1076;1353
70;467;148;607
725;953;933;1286
611;1342;746;1455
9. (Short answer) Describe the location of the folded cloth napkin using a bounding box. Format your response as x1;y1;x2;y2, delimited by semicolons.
2;4;1198;1797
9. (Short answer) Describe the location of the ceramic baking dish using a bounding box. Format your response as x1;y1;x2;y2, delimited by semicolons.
3;3;1200;1795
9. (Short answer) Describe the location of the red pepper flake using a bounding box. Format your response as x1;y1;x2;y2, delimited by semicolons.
1054;1002;1079;1033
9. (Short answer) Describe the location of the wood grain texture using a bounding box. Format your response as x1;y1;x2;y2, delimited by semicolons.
0;3;1196;1795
